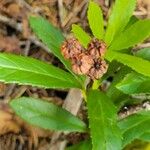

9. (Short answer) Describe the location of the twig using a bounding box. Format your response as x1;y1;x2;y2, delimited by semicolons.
0;14;22;31
62;0;88;27
58;0;64;27
15;0;36;14
29;36;51;53
0;14;51;54
134;11;147;16
4;84;16;102
119;101;150;120
49;89;83;150
23;40;31;56
136;43;150;49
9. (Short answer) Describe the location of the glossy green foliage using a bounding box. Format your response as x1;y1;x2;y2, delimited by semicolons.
10;97;86;132
87;1;104;39
66;140;92;150
134;48;150;61
29;16;85;85
124;16;139;30
109;20;150;51
87;90;122;150
118;111;150;147
107;66;130;101
116;72;150;94
139;132;150;142
106;51;150;78
72;24;91;48
0;53;81;89
105;0;136;45
29;16;65;61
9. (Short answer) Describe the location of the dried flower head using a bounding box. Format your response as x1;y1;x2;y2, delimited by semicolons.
72;53;94;75
61;37;108;80
88;59;108;80
61;38;84;59
87;38;106;59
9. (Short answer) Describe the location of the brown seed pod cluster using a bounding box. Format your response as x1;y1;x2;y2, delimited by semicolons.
61;38;108;80
61;38;84;59
87;38;106;58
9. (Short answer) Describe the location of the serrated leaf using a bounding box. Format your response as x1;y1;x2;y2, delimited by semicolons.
29;16;65;62
29;16;84;84
118;110;150;147
105;0;136;45
134;48;150;61
72;24;91;48
109;20;150;51
87;90;122;150
10;97;86;132
116;72;150;94
0;53;81;89
66;140;92;150
106;51;150;79
88;1;104;39
107;66;130;101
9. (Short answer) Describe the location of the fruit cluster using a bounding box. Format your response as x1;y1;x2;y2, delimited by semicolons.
61;38;108;80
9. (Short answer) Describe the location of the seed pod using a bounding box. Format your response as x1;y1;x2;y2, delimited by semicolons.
88;59;108;80
87;38;106;59
72;53;94;75
61;38;84;60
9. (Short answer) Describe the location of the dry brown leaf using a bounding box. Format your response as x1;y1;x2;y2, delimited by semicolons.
0;102;52;148
0;133;27;150
138;0;150;8
137;0;150;17
22;18;30;39
0;83;6;97
7;3;21;19
0;36;21;54
0;102;20;135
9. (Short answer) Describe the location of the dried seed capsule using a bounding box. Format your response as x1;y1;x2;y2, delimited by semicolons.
87;38;106;59
88;58;108;80
72;53;94;75
61;38;84;60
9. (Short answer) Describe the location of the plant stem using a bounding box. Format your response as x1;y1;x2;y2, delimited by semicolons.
92;79;101;89
82;89;87;102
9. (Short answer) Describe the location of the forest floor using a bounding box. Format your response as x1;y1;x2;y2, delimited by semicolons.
0;0;150;150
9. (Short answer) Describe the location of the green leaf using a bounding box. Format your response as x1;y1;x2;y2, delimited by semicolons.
124;16;139;30
87;90;122;150
105;0;136;45
116;72;150;94
107;66;130;101
72;24;91;48
139;132;150;142
0;53;81;89
134;48;150;61
66;140;92;150
29;16;65;62
29;16;84;84
10;97;86;132
109;20;150;51
87;1;104;39
118;110;150;147
106;51;150;78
